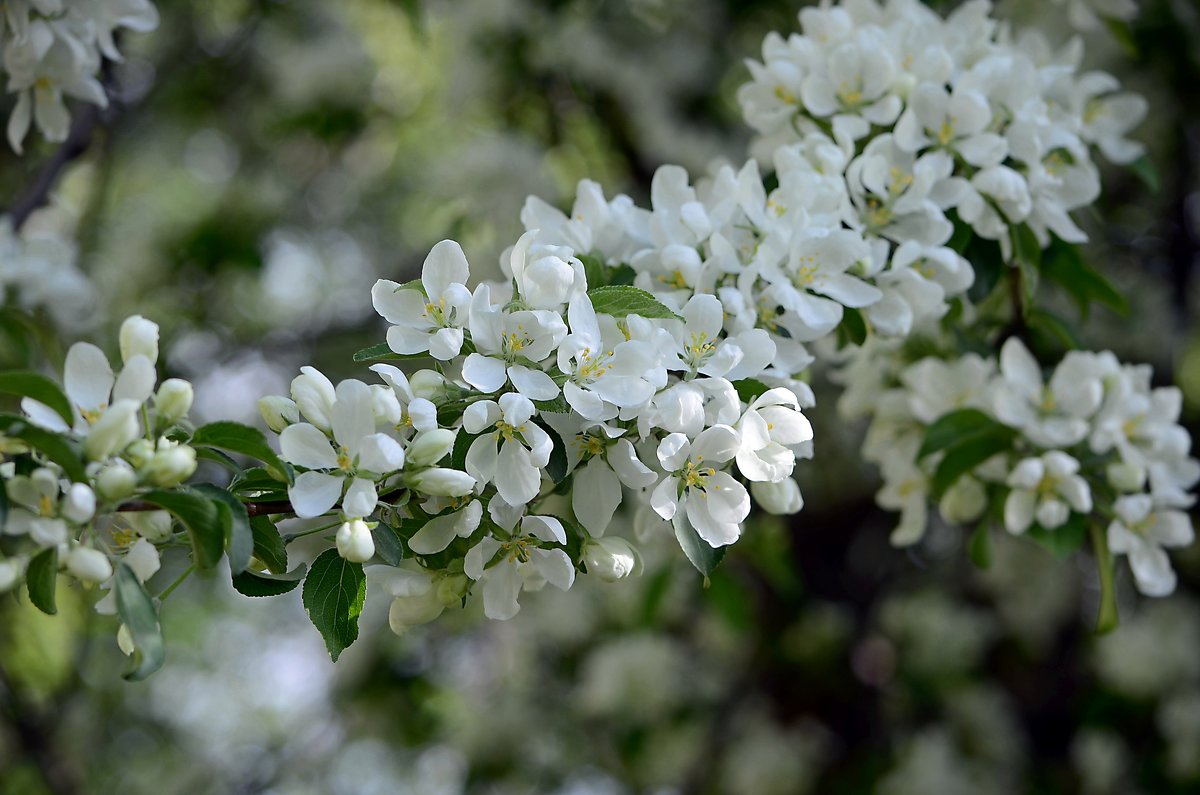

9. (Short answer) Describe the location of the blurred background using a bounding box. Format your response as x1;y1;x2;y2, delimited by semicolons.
2;0;1200;792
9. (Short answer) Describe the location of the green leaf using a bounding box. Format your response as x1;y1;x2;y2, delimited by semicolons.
302;549;367;662
535;419;569;484
351;342;430;363
191;421;293;485
25;547;58;615
579;252;609;290
533;394;570;414
249;515;289;574
1128;154;1159;194
967;523;991;570
931;428;1015;498
450;430;479;473
192;484;253;574
733;378;770;404
837;307;868;348
114;563;166;681
1027;308;1080;353
673;513;726;578
1027;513;1088;560
587;285;683;321
918;409;1000;460
193;446;242;472
947;215;972;254
0;371;74;427
232;564;307;597
0;414;87;482
370;524;405;566
965;236;1005;303
140;489;224;570
1012;224;1041;308
1103;17;1138;57
1041;238;1130;319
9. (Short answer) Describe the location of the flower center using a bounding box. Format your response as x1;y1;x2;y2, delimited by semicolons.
574;347;613;383
494;421;526;443
681;460;716;491
38;494;55;518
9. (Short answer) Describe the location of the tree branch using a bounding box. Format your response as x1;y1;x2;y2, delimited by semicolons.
8;102;105;231
117;498;294;517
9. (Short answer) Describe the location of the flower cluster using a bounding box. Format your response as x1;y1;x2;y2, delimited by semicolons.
260;234;816;622
2;0;159;153
739;0;1147;253
846;336;1198;597
0;214;93;331
3;315;194;617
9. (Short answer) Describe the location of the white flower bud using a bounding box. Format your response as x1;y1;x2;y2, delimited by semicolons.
126;510;173;542
582;536;642;582
435;573;470;607
61;483;96;524
406;429;455;467
84;400;141;460
119;315;159;365
117;623;136;655
336;519;375;563
258;395;299;433
750;478;804;515
938;475;987;525
124;438;155;467
66;546;113;583
1107;461;1146;493
291;367;336;432
409;369;447;401
409;467;476;497
96;463;138;501
155;379;194;425
142;444;197;487
0;559;22;593
388;591;445;634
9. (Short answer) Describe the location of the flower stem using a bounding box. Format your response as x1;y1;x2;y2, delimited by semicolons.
157;564;194;601
1088;521;1119;634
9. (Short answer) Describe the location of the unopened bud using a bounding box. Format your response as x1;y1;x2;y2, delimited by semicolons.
409;467;475;497
407;429;455;467
409;369;448;401
938;475;987;525
96;463;138;501
1107;461;1146;493
61;483;96;523
66;546;113;583
142;443;197;487
258;396;300;433
750;478;804;515
582;536;642;582
389;591;445;634
336;519;375;563
155;379;194;425
126;510;173;542
119;315;159;365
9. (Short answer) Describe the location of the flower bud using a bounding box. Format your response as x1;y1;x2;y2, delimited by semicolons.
291;367;336;431
97;462;138;501
409;369;447;401
371;386;402;426
84;400;141;460
336;519;375;563
119;315;159;365
155;379;194;425
582;536;642;582
126;510;173;542
409;467;475;497
124;438;155;468
117;623;135;655
407;429;455;467
142;443;197;487
258;396;299;433
938;475;987;525
0;559;21;593
1107;461;1146;493
435;573;470;607
389;591;444;634
61;483;96;524
66;546;113;583
750;478;804;515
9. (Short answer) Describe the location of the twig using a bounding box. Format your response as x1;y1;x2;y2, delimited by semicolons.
117;498;294;517
8;102;105;231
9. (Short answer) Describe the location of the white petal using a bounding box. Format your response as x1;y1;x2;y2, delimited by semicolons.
523;515;567;544
482;559;523;620
332;380;375;453
1004;489;1036;534
508;365;560;400
64;342;114;412
532;548;575;591
462;354;509;393
495;441;540;505
573;458;622;536
357;433;405;473
288;472;343;518
112;355;157;404
342;477;378;518
279;423;338;469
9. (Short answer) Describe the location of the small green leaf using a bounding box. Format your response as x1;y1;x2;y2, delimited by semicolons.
733;378;770;404
0;371;74;427
351;342;430;363
947;216;972;254
967;523;991;570
370;524;405;566
0;414;87;482
1027;513;1088;560
193;446;241;472
450;430;479;473
192;484;253;575
918;409;1000;460
1027;308;1081;353
932;428;1015;498
965;236;1005;303
533;394;570;414
249;515;289;574
232;564;307;597
140;489;224;570
1041;238;1130;319
837;307;868;348
673;513;726;578
587;285;683;321
114;563;166;681
579;252;609;290
302;549;367;662
191;421;293;485
26;547;58;615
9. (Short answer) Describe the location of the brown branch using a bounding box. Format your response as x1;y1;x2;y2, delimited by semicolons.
117;498;294;517
8;101;105;231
